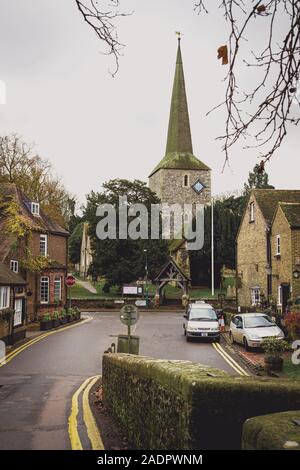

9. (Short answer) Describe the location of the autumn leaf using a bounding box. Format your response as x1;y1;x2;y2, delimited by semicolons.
217;45;228;65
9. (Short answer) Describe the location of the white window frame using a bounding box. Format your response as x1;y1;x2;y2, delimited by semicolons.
31;202;40;216
40;276;49;304
14;298;23;327
251;287;260;306
278;285;282;306
54;276;62;302
183;174;189;188
0;286;10;309
276;234;281;256
40;234;48;257
10;260;19;273
249;202;255;222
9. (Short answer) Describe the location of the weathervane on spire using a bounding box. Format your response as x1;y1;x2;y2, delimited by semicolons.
175;31;182;42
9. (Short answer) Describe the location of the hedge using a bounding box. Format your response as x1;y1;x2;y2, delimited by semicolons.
242;410;300;450
102;354;300;450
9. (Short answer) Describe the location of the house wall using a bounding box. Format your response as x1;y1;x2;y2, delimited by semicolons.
271;208;292;309
237;194;268;308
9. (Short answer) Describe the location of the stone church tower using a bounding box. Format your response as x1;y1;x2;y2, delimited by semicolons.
149;38;211;208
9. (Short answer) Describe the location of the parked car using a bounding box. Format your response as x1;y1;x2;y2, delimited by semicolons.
183;302;220;342
229;313;285;350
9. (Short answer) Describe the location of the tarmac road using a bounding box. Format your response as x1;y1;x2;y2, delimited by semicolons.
0;311;248;450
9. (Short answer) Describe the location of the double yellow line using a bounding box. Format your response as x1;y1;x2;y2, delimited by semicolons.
212;342;250;376
0;317;92;368
68;375;104;450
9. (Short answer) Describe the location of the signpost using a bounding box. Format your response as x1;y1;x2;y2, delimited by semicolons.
65;275;76;311
118;304;140;354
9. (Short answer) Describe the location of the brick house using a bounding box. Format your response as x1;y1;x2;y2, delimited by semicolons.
271;203;300;312
0;183;69;321
0;262;27;344
236;189;300;311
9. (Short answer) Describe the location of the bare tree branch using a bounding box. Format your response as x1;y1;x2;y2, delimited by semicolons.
195;0;300;165
75;0;130;77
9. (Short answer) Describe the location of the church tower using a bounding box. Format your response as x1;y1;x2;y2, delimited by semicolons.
149;37;211;208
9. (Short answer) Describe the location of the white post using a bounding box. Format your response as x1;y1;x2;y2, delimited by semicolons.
211;197;215;297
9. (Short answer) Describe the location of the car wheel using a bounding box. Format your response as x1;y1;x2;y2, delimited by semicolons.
229;331;235;344
243;337;250;351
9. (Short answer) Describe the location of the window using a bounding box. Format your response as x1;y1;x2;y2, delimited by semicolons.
0;286;10;309
31;202;40;216
276;235;281;256
10;260;19;273
251;287;260;306
54;276;62;302
183;174;189;187
249;202;255;222
40;234;48;257
40;277;49;304
278;285;282;306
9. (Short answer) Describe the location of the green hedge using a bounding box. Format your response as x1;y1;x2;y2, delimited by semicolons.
102;354;300;450
242;410;300;450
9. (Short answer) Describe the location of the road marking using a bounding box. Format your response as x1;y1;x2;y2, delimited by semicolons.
82;376;104;450
69;375;103;450
0;317;92;368
212;342;249;376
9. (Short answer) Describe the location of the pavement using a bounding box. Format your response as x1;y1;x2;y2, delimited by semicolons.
0;311;251;450
75;279;97;294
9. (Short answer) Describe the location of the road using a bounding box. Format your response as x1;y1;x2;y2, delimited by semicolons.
0;311;248;450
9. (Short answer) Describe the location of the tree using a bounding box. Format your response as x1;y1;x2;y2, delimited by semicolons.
76;1;300;161
69;221;84;265
83;179;169;287
244;162;275;195
0;134;74;227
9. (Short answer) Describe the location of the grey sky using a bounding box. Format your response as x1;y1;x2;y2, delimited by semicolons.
0;0;299;205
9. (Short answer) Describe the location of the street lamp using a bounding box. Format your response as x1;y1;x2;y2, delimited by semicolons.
143;249;149;307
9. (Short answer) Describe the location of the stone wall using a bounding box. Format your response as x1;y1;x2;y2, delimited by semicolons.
103;353;300;450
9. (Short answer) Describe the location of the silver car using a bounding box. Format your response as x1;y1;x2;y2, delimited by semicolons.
229;313;285;350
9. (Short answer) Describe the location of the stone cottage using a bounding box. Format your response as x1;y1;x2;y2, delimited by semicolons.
236;189;300;311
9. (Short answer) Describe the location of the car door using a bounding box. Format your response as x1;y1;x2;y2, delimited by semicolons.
183;306;190;332
234;316;244;344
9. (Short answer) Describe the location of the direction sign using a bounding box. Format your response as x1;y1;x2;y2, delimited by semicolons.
120;304;139;326
65;275;76;287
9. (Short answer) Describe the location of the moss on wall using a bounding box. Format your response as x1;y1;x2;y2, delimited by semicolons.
242;410;300;450
103;354;300;450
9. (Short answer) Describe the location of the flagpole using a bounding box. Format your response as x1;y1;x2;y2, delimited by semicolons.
211;196;215;297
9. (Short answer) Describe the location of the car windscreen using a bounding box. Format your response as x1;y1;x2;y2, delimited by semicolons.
244;315;276;328
189;309;218;321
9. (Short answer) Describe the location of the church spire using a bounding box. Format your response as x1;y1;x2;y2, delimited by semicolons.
165;36;193;156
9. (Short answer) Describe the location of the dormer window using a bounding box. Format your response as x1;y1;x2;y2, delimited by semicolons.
31;202;40;216
183;175;189;188
249;202;255;222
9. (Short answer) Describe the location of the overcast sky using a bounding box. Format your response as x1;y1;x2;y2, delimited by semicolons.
0;0;299;206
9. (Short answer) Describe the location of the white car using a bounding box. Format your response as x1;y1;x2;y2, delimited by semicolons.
229;313;285;350
183;302;220;342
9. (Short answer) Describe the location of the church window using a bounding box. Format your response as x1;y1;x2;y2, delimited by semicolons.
183;175;189;187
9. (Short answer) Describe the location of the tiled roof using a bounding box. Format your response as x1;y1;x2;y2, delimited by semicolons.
0;262;26;286
253;189;300;224
0;183;69;236
278;203;300;228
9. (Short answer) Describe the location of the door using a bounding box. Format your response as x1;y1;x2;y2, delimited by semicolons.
281;284;290;315
14;299;23;327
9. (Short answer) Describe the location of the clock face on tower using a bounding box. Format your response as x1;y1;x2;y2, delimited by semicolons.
191;179;205;195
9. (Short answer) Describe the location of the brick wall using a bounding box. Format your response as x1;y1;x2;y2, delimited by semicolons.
237;194;268;308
